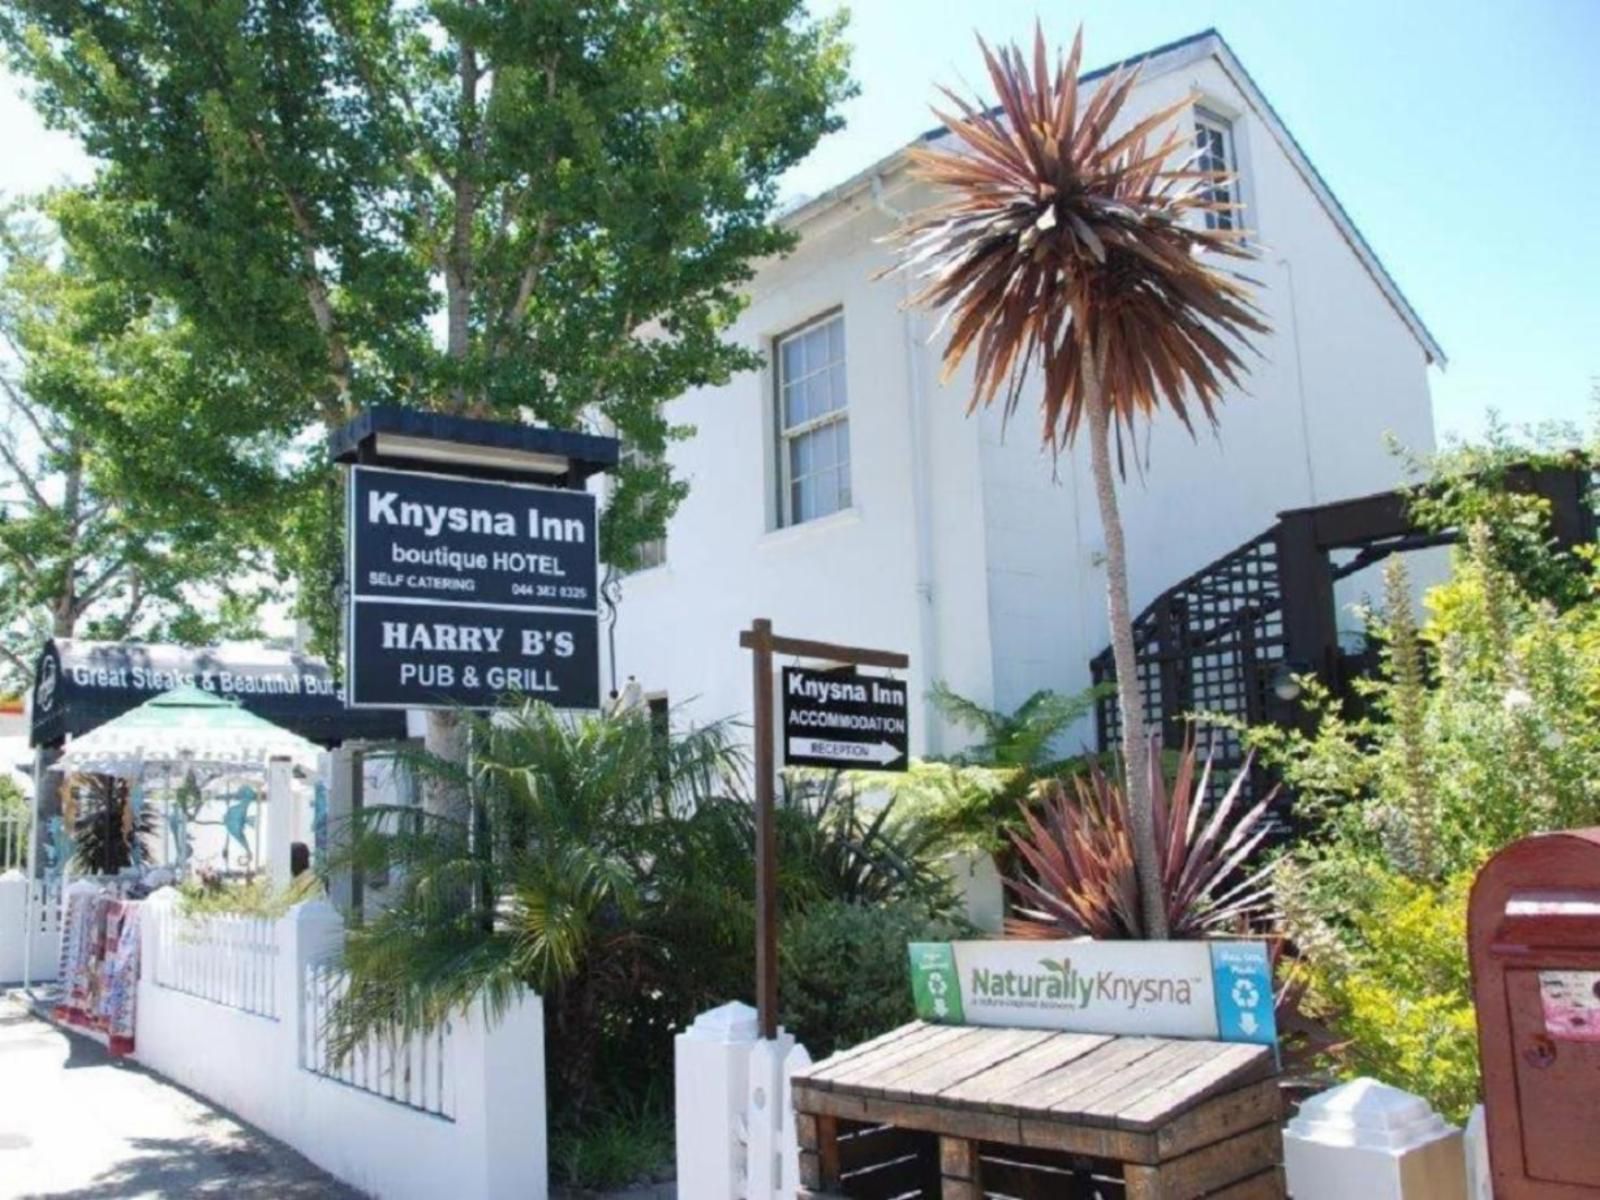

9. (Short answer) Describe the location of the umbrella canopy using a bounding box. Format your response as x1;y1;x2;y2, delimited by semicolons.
53;685;322;778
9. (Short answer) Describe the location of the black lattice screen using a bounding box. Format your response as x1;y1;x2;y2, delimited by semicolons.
1091;532;1285;807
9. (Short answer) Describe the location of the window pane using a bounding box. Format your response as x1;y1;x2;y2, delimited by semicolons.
828;317;844;363
823;363;846;414
790;431;811;478
813;425;836;472
781;338;802;383
835;420;850;470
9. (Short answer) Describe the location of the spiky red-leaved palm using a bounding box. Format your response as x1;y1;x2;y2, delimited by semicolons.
885;27;1268;937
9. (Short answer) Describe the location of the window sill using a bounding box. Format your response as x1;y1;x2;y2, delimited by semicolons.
760;505;863;548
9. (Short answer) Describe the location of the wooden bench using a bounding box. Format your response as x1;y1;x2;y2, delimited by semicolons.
792;1021;1285;1199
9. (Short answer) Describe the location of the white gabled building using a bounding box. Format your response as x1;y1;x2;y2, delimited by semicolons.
607;29;1443;756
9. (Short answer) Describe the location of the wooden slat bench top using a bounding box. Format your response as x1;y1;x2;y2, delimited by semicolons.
793;1021;1275;1138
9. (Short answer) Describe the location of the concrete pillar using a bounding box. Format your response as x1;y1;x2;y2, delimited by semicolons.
282;896;345;1069
324;744;361;913
1284;1077;1468;1200
675;1001;760;1200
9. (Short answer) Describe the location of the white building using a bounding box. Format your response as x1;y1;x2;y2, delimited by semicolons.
607;29;1443;757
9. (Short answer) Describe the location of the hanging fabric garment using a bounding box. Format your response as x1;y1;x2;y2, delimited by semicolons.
99;900;140;1056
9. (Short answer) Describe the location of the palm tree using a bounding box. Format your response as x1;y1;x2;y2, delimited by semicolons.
886;28;1267;937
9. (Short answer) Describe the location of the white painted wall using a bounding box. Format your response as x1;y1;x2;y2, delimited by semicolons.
134;891;548;1200
608;41;1437;750
0;873;60;984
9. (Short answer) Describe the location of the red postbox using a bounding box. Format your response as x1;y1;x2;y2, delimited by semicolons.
1469;828;1600;1198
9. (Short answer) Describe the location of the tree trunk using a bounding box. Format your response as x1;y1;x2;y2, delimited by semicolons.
1082;361;1169;940
423;708;471;823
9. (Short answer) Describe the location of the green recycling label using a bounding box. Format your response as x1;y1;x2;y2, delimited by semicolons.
908;942;965;1024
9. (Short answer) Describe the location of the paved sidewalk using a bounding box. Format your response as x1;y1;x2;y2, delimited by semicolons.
0;992;361;1199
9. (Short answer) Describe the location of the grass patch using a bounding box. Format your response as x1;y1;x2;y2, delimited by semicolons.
551;1086;674;1192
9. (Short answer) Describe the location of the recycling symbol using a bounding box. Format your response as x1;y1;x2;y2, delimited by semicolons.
1231;978;1261;1010
927;973;948;997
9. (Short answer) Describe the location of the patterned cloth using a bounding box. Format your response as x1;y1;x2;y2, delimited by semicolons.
53;892;140;1057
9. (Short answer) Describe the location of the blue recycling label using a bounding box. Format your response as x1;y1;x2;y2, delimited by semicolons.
1208;941;1278;1050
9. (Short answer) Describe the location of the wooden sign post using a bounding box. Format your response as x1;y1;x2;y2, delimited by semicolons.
738;619;909;1040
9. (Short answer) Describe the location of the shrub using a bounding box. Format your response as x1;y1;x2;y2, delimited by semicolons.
1006;736;1276;940
1278;862;1480;1122
327;702;960;1139
1247;449;1600;1117
779;899;968;1057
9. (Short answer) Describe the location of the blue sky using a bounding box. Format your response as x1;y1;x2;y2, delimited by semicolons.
3;0;1595;444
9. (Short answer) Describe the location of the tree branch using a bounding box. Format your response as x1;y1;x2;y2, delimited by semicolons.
244;131;354;421
0;375;67;459
0;429;54;514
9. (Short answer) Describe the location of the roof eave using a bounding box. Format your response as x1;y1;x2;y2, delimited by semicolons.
777;29;1445;369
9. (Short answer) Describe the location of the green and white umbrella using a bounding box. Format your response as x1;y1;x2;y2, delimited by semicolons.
53;684;321;778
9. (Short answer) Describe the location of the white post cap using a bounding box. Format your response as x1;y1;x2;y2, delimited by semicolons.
685;1000;760;1043
1287;1077;1457;1151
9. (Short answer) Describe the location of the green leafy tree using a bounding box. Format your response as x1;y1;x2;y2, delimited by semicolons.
1;0;853;795
0;206;270;686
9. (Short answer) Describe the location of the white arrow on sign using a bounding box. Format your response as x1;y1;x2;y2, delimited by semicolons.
787;737;903;766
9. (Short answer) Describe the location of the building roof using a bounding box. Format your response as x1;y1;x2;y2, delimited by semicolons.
782;28;1445;367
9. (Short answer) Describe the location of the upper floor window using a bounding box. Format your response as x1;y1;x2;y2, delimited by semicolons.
1194;110;1237;231
776;312;850;525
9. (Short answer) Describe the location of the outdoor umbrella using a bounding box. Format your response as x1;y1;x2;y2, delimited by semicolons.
53;684;322;778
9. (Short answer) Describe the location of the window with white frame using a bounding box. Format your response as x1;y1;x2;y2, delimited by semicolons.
1194;110;1237;231
776;312;850;525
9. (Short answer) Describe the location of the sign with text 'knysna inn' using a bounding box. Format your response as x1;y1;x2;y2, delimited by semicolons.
908;939;1277;1048
345;465;600;710
781;666;909;771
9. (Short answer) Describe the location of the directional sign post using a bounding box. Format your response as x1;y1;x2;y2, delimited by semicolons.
781;666;908;772
738;620;909;1040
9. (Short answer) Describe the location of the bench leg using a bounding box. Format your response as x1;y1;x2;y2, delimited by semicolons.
940;1135;982;1199
798;1113;843;1193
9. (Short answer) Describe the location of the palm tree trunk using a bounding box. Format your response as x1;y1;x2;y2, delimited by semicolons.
1082;360;1169;940
424;709;470;823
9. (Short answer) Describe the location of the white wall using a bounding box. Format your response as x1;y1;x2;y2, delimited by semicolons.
610;202;950;752
0;873;60;984
608;42;1437;750
963;53;1437;730
135;891;548;1200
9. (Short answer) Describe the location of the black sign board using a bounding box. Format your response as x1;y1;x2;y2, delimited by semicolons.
350;466;597;611
781;666;909;771
29;639;405;748
346;465;600;710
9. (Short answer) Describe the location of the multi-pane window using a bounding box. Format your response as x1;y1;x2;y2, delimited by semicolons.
1195;111;1237;231
777;313;850;525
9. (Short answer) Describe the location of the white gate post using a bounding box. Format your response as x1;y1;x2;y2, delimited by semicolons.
1284;1077;1468;1200
676;1001;761;1200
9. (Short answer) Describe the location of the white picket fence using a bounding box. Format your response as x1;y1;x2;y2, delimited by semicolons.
303;961;454;1119
0;873;62;984
0;812;29;872
136;889;547;1200
147;906;280;1018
